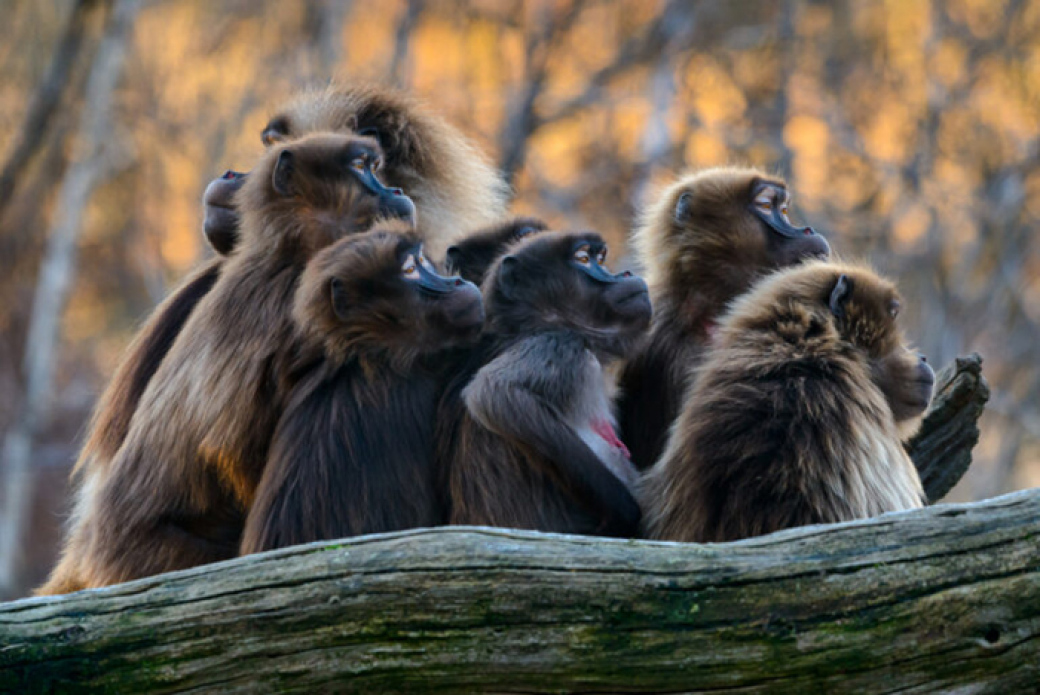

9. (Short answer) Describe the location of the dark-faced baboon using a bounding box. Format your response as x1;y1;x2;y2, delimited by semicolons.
641;261;932;543
618;167;831;470
439;232;650;537
241;222;484;553
40;133;414;594
444;217;548;285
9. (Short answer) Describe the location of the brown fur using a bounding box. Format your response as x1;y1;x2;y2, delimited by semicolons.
50;85;505;592
641;261;928;543
241;222;483;553
71;83;508;490
39;133;407;593
262;83;510;258
618;166;830;470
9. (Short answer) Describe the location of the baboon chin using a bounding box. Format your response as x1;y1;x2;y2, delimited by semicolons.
641;260;929;544
619;166;831;471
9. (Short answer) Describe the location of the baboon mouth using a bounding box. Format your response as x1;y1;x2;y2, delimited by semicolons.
901;395;932;410
614;288;649;306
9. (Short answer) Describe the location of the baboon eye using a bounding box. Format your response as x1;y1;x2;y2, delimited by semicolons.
595;248;607;265
351;158;366;172
371;156;383;172
780;203;791;222
573;246;591;264
418;250;436;273
889;299;901;318
402;254;419;280
754;193;774;211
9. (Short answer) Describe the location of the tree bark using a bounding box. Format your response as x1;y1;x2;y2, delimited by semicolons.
2;486;1037;694
907;352;990;502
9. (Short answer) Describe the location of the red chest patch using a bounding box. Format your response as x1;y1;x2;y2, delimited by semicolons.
592;418;631;459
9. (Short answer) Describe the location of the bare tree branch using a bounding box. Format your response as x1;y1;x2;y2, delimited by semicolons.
497;0;587;183
0;0;102;221
533;0;703;131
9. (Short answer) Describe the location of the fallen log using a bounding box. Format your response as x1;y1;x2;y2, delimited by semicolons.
2;486;1038;693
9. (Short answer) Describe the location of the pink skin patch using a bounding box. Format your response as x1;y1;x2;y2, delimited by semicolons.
592;418;631;459
700;318;718;343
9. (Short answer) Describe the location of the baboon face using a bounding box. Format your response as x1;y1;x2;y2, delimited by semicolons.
745;178;831;267
825;268;935;426
661;169;830;296
236;133;416;253
321;227;485;353
207;88;430;254
487;232;652;356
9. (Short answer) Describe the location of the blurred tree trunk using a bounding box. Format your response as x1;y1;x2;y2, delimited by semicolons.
310;0;352;75
0;0;141;595
3;487;1037;693
388;0;422;86
0;0;103;222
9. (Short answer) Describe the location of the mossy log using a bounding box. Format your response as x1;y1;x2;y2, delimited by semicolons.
0;354;1001;693
3;486;1039;694
908;352;990;502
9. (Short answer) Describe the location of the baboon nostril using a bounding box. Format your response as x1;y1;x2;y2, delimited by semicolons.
803;226;814;236
391;188;404;196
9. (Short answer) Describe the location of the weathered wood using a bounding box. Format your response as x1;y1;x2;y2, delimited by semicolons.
907;353;990;502
2;487;1038;694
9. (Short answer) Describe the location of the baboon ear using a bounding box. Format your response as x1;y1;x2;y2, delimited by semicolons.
272;150;295;197
261;116;289;147
829;274;851;319
674;191;693;223
330;277;350;321
497;255;519;298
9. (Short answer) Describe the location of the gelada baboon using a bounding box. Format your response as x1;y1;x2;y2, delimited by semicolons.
642;261;933;543
74;83;510;499
241;222;484;553
618;166;831;470
444;217;548;284
39;132;414;594
439;232;650;537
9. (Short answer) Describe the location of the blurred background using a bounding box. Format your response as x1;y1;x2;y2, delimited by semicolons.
0;0;1037;599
